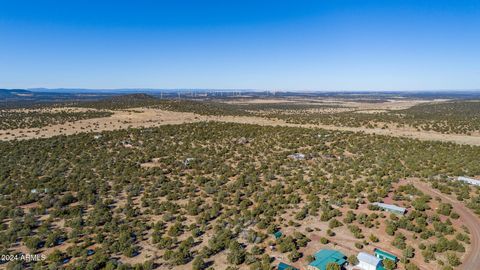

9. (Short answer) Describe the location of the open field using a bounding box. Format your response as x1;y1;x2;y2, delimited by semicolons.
221;97;434;110
1;105;480;146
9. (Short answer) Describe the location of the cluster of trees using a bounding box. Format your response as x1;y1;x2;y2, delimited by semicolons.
0;109;112;129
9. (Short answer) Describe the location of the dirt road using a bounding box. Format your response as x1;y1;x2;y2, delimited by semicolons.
413;181;480;270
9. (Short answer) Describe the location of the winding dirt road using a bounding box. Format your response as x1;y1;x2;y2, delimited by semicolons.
413;181;480;270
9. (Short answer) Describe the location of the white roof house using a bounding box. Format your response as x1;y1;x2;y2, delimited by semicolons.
457;176;480;186
357;252;382;270
372;202;406;215
288;153;305;160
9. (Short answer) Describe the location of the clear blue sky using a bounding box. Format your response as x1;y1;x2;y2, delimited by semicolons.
1;0;479;90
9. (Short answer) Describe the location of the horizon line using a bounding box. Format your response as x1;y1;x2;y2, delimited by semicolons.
6;87;480;93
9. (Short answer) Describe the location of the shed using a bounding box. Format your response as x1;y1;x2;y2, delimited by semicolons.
372;202;406;215
278;262;299;270
374;248;398;262
273;231;283;239
357;252;382;270
457;176;480;186
307;249;347;270
288;153;305;160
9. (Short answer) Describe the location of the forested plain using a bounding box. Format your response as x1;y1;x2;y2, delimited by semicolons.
0;110;112;130
1;118;479;270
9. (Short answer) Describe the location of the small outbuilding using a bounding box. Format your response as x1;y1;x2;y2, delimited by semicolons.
374;248;398;262
357;252;382;270
372;202;406;215
273;231;283;239
183;157;195;166
278;262;298;270
288;153;305;160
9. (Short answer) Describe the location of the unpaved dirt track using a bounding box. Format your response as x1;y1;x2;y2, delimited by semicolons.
414;181;480;270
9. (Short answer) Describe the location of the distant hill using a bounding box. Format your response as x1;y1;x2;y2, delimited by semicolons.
0;89;34;98
77;93;162;109
0;88;115;108
107;93;157;102
0;88;164;109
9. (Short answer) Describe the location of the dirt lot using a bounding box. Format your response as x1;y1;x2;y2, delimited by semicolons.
221;97;434;110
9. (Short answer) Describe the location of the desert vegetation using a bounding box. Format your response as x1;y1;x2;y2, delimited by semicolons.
0;109;112;129
81;96;480;135
258;101;480;135
0;120;479;269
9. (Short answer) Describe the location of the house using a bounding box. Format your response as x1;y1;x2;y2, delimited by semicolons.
288;153;305;160
121;141;133;148
357;252;382;270
307;249;347;270
372;202;406;215
30;188;49;194
457;176;480;186
183;157;195;166
278;262;299;270
374;248;398;262
273;231;283;239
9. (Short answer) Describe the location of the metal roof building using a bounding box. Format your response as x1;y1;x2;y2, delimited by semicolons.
372;202;406;215
307;249;347;270
374;248;398;262
278;262;298;270
457;176;480;186
288;153;305;160
357;252;383;270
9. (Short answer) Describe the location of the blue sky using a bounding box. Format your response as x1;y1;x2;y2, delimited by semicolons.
1;0;479;90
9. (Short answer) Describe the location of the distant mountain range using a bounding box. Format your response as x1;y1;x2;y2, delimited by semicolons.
26;88;259;94
2;88;480;109
0;89;118;108
0;89;33;98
